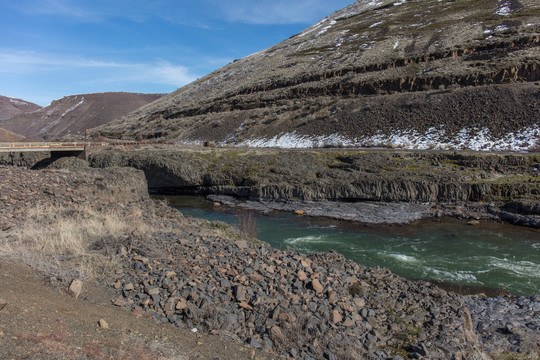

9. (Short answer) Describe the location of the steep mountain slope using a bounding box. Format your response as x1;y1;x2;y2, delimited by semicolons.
1;92;164;140
0;95;41;123
100;0;540;151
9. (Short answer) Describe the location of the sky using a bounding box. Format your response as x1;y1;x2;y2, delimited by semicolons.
0;0;352;107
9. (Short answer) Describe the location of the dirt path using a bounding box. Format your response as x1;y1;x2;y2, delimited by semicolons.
0;258;275;360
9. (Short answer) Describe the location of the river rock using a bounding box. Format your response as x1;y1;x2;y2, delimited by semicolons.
310;279;324;293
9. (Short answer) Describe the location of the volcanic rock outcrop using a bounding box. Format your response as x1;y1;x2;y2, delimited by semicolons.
98;0;540;151
89;148;540;226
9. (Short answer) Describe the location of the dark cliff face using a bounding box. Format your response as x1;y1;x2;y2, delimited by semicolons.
88;149;540;208
98;0;540;151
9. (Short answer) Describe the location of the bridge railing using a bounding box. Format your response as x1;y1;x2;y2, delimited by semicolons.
0;142;108;149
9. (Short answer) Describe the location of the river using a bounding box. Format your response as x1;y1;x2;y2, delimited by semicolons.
156;195;540;296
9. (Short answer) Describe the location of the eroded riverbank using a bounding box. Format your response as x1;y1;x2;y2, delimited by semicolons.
3;147;539;226
86;147;540;227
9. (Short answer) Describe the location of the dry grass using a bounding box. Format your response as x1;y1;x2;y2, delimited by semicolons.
1;204;150;282
235;209;258;240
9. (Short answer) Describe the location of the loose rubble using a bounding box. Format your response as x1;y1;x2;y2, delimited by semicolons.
0;165;148;232
462;295;540;355
111;233;523;359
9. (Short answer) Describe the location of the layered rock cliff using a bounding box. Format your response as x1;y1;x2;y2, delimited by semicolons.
97;0;540;151
89;148;540;225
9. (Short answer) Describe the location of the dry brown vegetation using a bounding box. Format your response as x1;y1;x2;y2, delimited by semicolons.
1;204;152;282
235;209;259;240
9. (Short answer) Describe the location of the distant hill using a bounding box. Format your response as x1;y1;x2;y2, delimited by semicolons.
0;92;164;140
0;95;41;123
99;0;540;151
0;128;25;142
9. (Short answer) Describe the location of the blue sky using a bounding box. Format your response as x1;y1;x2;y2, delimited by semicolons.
0;0;352;106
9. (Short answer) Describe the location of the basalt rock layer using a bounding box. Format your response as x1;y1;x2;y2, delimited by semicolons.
97;0;540;151
89;148;540;225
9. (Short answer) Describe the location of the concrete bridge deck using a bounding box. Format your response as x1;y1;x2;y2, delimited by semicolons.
0;142;92;153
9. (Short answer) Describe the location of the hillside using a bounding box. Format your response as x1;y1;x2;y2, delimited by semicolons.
0;92;164;140
0;95;41;123
0;128;25;142
98;0;540;151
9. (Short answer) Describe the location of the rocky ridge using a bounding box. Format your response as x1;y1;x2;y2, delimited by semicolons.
0;92;164;141
0;164;538;359
0;95;41;123
97;0;540;151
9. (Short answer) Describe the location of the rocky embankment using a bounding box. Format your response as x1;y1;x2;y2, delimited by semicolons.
1;164;539;359
0;165;148;232
111;244;540;359
89;148;540;227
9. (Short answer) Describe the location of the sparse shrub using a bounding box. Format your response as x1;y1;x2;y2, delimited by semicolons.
348;282;365;297
235;209;258;239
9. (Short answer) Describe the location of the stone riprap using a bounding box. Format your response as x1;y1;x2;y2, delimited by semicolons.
462;295;540;355
111;236;540;359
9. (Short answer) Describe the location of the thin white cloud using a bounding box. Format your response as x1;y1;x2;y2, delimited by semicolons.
109;61;198;86
209;0;350;25
7;0;350;26
0;51;121;70
0;49;198;87
35;0;93;18
6;0;100;20
5;0;151;22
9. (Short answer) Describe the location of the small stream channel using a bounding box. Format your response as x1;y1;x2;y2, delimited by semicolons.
155;195;540;296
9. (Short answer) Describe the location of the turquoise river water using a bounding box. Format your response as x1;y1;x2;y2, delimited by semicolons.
157;196;540;296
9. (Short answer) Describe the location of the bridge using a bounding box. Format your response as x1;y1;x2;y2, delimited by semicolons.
0;142;104;160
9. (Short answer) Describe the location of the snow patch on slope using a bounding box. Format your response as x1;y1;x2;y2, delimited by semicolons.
8;98;29;106
298;0;389;39
60;98;85;119
239;132;355;148
495;1;513;16
39;97;85;135
317;20;337;36
235;125;540;152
